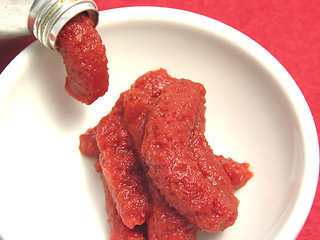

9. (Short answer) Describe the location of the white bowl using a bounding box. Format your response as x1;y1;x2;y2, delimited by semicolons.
0;7;318;240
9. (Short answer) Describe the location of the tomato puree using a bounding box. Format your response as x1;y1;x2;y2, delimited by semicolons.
96;112;151;229
79;127;99;158
56;13;109;105
99;165;147;240
147;179;197;240
79;68;253;238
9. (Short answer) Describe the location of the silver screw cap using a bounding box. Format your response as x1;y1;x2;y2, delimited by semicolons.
28;0;99;50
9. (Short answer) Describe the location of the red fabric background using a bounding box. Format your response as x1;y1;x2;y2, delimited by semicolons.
0;0;319;239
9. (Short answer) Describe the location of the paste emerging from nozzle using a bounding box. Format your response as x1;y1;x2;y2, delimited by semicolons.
56;13;109;105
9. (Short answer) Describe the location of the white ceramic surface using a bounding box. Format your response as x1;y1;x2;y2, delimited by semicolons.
0;7;318;240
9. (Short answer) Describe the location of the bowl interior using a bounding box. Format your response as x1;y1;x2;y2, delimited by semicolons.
0;7;318;240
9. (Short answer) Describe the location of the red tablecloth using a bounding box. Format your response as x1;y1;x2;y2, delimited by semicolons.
1;0;319;239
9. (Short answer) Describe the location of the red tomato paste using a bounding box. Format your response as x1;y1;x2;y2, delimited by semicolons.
98;164;147;240
96;112;151;229
79;69;253;238
56;13;109;105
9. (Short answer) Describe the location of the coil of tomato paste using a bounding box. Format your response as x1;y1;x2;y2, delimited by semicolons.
79;69;253;239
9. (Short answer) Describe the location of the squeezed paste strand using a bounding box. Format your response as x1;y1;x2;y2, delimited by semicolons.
57;13;109;104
